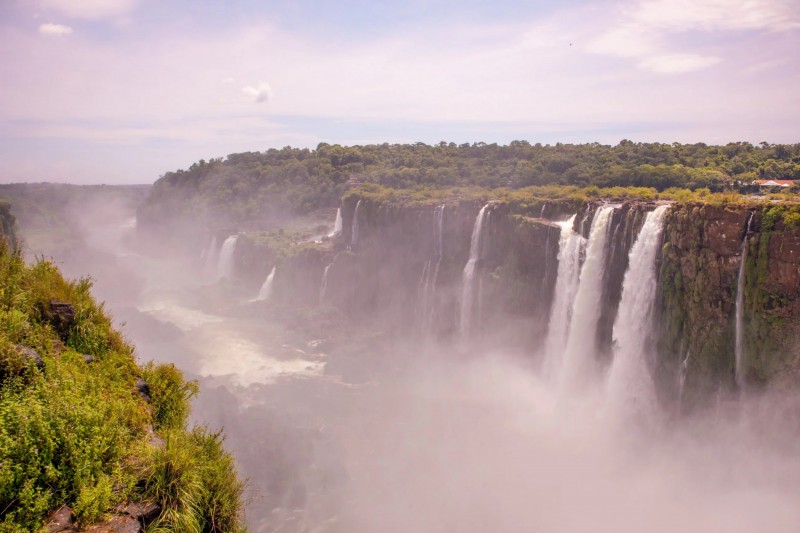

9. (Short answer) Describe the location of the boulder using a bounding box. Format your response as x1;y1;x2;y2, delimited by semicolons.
135;378;151;402
45;300;76;340
117;500;161;523
14;344;44;369
44;505;74;532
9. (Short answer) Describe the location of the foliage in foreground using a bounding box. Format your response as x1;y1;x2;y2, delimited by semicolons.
0;240;245;531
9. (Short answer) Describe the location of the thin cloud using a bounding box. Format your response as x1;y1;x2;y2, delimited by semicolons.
41;0;139;20
638;53;721;74
38;23;73;37
632;0;800;32
588;0;800;74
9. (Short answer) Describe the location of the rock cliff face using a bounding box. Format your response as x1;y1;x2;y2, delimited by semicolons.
658;204;800;407
228;195;800;406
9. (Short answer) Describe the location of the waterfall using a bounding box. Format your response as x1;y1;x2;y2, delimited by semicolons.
678;350;690;410
418;205;445;333
351;200;362;248
606;205;669;418
559;205;616;389
256;266;277;301
329;208;342;237
542;215;586;378
203;235;219;280
217;234;238;280
460;204;490;336
319;263;332;304
735;211;755;387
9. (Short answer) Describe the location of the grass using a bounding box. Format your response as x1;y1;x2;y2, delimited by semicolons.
0;240;246;531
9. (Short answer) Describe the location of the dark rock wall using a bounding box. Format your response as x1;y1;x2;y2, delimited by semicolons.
233;196;800;405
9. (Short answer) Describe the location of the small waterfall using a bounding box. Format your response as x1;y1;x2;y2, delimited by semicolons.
542;215;586;378
319;263;332;304
606;205;669;418
217;234;239;280
559;205;616;389
256;266;277;301
418;205;445;333
329;208;342;237
351;200;362;248
203;235;219;280
678;350;690;410
735;211;755;387
460;204;490;337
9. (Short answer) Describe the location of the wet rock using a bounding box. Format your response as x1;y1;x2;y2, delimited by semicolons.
45;300;76;340
117;500;161;523
45;505;74;532
84;515;141;532
14;344;44;369
135;378;151;402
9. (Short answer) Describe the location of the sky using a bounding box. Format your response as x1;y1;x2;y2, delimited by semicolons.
0;0;798;184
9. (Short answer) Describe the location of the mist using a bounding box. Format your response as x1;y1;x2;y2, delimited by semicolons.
11;187;800;533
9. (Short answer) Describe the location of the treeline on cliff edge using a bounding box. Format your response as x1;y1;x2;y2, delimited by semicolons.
137;140;800;229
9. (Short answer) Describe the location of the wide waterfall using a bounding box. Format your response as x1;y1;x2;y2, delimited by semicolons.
735;211;755;387
329;208;342;237
459;204;490;336
217;234;239;280
559;205;616;390
606;205;669;419
256;266;277;301
418;205;445;333
542;215;586;378
351;200;362;248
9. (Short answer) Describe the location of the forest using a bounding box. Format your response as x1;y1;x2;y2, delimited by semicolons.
138;141;800;231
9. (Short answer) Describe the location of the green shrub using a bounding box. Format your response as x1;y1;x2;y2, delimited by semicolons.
0;244;246;531
141;363;198;431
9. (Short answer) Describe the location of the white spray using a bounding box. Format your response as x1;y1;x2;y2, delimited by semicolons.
606;205;669;419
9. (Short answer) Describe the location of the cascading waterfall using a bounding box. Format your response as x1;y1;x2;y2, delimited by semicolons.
606;205;669;418
256;266;277;301
460;204;490;336
351;200;362;248
203;235;219;280
217;234;239;280
319;263;332;304
329;208;342;237
559;205;616;390
418;205;445;333
735;211;755;387
541;215;586;378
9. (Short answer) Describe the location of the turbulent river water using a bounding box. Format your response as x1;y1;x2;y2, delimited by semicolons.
37;202;800;533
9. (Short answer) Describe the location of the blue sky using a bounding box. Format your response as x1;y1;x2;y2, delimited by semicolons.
0;0;798;184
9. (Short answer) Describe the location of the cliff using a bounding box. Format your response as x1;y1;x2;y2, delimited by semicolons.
220;190;800;409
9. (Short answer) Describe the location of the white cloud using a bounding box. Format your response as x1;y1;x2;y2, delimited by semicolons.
638;53;721;74
41;0;138;20
588;0;800;74
220;77;236;85
38;23;73;36
632;0;800;32
242;83;273;103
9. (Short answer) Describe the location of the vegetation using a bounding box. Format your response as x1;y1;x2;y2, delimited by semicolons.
138;141;800;232
0;239;245;531
0;184;148;258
